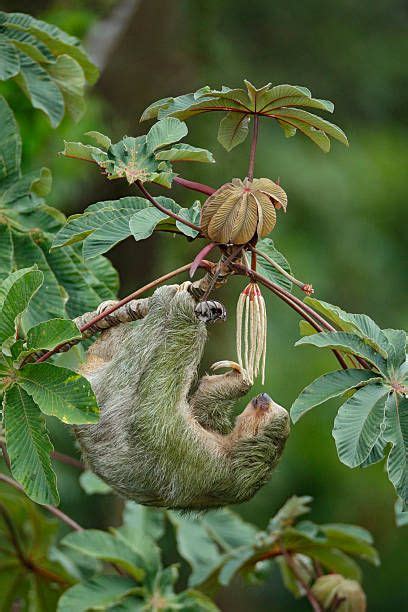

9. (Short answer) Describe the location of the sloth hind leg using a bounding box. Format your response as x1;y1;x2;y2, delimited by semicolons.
190;362;251;434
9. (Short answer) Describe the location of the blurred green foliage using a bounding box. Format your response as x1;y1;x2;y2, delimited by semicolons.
3;1;407;610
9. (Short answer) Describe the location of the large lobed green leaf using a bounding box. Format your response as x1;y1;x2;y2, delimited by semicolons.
0;96;119;324
3;385;58;505
0;267;43;343
305;297;392;359
333;383;389;468
57;576;139;612
113;501;165;579
293;300;407;505
62;530;145;581
141;81;348;152
168;509;257;587
25;318;81;353
0;10;98;126
383;393;408;504
17;362;99;424
0;95;21;182
291;368;380;423
60;117;214;189
295;331;388;376
52;196;201;259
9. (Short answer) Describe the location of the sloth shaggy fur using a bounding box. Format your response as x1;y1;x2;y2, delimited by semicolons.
75;284;290;510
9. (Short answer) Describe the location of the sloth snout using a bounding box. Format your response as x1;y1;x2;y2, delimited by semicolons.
253;392;272;411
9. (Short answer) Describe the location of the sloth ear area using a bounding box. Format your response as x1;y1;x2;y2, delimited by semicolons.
195;300;227;323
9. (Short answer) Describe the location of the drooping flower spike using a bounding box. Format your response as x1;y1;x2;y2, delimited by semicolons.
236;282;267;384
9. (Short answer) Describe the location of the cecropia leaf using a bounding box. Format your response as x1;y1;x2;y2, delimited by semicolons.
383;393;408;504
0;10;98;125
17;362;99;424
3;385;59;505
295;331;388;376
333;383;389;468
291;369;380;423
141;81;348;152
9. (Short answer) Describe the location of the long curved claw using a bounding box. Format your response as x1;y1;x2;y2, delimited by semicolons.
211;360;244;373
195;300;226;323
178;281;193;292
211;360;252;385
96;300;119;315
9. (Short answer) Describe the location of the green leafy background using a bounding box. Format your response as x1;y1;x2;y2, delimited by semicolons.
1;1;407;610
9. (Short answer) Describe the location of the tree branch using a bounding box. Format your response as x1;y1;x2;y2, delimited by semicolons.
52;451;83;470
36;261;212;363
250;245;314;294
0;472;82;532
173;175;216;196
280;544;323;612
136;180;202;233
247;115;259;181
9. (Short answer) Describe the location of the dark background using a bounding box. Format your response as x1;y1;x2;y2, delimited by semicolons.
2;1;407;609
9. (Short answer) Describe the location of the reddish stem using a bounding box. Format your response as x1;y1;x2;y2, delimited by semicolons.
136;180;202;233
52;451;83;470
173;175;216;196
190;243;217;278
248;115;259;181
36;262;212;363
280;544;323;612
0;473;82;531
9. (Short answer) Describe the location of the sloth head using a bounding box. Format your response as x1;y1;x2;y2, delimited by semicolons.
235;392;290;438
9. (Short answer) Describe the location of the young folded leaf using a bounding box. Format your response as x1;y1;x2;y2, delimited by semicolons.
201;178;287;244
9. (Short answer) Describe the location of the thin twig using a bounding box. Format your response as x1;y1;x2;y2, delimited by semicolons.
36;261;212;363
52;451;83;470
173;175;216;196
0;473;82;531
136;180;202;233
250;245;313;294
247;115;259;181
280;544;322;612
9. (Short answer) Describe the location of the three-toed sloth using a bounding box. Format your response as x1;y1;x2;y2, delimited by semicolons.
75;284;290;510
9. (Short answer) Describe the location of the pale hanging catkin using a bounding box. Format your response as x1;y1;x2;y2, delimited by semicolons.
236;283;267;384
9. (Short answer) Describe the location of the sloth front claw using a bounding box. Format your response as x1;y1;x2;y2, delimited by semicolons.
195;300;226;323
211;360;242;373
178;281;193;292
211;360;251;384
96;300;119;315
